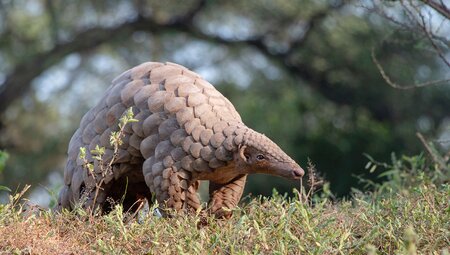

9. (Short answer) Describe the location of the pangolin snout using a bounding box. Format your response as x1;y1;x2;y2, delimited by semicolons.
269;162;305;180
291;164;305;179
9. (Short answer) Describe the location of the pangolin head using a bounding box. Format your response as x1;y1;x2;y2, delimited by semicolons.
236;130;305;179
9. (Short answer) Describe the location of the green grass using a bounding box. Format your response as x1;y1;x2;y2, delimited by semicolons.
0;153;449;254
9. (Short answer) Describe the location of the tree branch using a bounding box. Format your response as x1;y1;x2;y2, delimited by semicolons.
411;2;450;67
420;0;450;19
371;47;450;90
169;0;207;24
0;24;138;113
282;1;345;57
361;0;450;90
0;1;209;114
0;2;381;121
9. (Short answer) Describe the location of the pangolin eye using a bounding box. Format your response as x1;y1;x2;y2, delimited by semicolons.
256;154;265;160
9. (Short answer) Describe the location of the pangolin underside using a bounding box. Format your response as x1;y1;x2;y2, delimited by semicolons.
57;62;304;218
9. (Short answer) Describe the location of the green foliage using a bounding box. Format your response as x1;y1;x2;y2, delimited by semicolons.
0;151;11;192
360;150;449;199
0;154;449;254
109;107;139;147
0;151;8;172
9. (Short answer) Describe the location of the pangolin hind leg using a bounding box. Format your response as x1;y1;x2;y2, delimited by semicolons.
185;180;202;213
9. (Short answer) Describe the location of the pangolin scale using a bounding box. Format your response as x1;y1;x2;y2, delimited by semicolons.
57;62;304;218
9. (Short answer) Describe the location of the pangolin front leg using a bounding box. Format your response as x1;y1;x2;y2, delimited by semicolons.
164;170;202;213
143;156;201;214
208;174;247;218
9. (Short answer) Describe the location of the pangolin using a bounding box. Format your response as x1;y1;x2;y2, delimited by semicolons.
56;62;305;218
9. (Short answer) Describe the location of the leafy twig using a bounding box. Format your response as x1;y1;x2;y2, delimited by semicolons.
78;107;138;216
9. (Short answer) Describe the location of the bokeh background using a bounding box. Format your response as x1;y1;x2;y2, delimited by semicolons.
0;0;448;206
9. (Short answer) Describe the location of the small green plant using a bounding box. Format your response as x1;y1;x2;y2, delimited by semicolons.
78;107;138;215
361;132;449;200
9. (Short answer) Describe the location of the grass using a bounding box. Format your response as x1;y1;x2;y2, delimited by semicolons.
0;152;449;254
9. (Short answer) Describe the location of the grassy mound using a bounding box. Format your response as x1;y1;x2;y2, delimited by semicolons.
0;154;448;254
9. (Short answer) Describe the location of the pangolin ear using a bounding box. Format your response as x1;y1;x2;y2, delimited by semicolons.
238;145;249;163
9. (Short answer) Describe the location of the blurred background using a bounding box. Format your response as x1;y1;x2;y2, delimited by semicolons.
0;0;448;207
